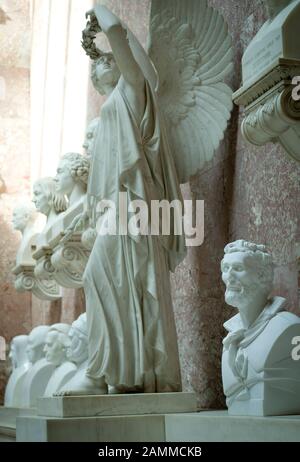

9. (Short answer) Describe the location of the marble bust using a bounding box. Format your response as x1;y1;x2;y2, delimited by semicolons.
221;240;300;416
57;313;88;394
21;325;56;408
26;325;50;364
12;203;43;266
4;335;30;407
54;153;89;208
12;203;39;234
43;324;77;397
32;177;67;234
83;118;100;158
50;153;90;240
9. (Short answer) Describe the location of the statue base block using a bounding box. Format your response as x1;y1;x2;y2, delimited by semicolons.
37;392;197;418
165;411;300;442
0;406;36;442
16;410;300;442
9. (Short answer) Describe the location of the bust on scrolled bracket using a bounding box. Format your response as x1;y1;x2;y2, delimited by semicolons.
51;153;90;238
54;153;89;208
12;203;44;266
43;324;77;397
221;240;300;416
32;177;67;235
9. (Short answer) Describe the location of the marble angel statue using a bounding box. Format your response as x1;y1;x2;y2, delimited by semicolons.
61;0;233;395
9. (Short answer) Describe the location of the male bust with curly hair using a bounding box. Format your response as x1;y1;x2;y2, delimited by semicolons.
54;153;90;207
221;239;300;416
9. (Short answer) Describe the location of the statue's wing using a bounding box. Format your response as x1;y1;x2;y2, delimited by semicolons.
148;0;233;183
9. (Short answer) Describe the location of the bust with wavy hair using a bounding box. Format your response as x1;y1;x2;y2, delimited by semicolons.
33;177;67;231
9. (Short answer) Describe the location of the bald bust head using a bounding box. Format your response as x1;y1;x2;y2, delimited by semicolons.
9;335;29;369
12;203;38;234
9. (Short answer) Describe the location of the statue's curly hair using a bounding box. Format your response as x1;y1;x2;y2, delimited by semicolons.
222;239;274;288
91;53;120;95
60;153;90;186
48;323;71;348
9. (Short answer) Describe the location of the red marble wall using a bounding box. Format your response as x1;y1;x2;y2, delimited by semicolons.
172;0;300;409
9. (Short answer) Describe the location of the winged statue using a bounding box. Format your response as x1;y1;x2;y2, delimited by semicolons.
58;1;233;396
82;0;233;183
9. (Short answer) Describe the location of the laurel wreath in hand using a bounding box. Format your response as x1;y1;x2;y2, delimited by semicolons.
81;14;103;60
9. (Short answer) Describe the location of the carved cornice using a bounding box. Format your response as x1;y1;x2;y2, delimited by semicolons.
234;58;300;162
233;58;300;108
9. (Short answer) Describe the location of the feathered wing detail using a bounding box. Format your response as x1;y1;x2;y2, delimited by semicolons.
148;0;233;183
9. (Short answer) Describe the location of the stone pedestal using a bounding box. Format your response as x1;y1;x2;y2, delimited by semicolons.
16;406;300;442
165;411;300;442
0;406;36;442
16;392;197;442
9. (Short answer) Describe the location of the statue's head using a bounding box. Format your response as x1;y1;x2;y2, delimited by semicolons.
9;335;29;369
221;240;274;312
26;325;50;364
54;153;90;197
83;118;100;157
91;52;121;95
33;177;67;217
12;203;37;233
67;313;88;365
43;323;71;366
264;0;292;19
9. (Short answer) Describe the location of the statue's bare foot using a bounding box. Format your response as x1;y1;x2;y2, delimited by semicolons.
54;375;108;397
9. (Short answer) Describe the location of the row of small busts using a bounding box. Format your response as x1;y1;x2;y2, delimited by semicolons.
12;117;100;296
4;313;87;408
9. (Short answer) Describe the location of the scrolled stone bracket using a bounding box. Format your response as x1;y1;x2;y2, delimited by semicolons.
233;59;300;163
50;235;90;289
13;265;62;301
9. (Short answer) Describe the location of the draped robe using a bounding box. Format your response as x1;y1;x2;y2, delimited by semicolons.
83;78;186;392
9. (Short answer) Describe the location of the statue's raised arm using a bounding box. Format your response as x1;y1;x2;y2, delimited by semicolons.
89;6;144;89
83;5;146;120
